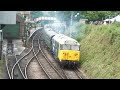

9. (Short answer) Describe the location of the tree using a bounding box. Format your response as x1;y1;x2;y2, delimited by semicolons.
82;11;120;21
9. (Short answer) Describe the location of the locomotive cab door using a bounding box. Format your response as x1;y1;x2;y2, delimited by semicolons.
52;39;59;57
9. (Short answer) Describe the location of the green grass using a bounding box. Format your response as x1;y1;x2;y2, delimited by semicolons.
77;24;120;79
113;22;120;27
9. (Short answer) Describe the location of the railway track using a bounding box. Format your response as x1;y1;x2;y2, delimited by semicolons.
31;34;65;79
24;34;51;79
11;54;26;79
41;42;69;79
9;31;65;79
5;29;86;79
74;69;83;79
11;47;33;79
61;67;86;79
5;54;12;79
11;33;40;79
75;68;86;79
5;42;25;79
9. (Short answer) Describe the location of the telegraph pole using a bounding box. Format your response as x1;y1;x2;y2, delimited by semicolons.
70;11;74;37
71;11;73;26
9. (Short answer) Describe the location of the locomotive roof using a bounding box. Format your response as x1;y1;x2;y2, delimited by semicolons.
53;34;80;45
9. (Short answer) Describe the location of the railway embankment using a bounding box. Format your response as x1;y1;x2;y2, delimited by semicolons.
77;24;120;78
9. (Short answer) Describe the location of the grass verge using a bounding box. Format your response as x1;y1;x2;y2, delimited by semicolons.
79;24;120;79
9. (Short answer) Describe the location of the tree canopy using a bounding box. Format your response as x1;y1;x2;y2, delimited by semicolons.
81;11;120;21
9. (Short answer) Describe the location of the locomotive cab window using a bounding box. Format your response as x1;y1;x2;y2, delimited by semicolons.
71;45;80;51
60;44;70;50
60;44;80;51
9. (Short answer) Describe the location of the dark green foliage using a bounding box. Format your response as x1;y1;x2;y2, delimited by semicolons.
82;11;120;21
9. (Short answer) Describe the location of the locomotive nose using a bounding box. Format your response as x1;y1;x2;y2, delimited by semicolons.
68;53;72;58
62;51;79;60
75;53;78;56
63;52;72;59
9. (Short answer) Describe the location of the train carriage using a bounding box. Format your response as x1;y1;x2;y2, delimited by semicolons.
41;28;57;49
42;27;80;68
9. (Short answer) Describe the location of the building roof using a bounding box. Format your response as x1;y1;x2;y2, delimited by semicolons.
114;15;120;22
104;15;120;22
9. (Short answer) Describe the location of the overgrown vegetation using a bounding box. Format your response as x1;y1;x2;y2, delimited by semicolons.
76;24;120;78
82;11;120;21
113;22;120;27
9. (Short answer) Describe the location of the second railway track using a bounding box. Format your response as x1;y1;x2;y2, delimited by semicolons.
11;33;41;79
5;42;25;79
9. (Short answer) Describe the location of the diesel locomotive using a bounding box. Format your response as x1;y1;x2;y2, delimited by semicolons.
42;27;80;68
